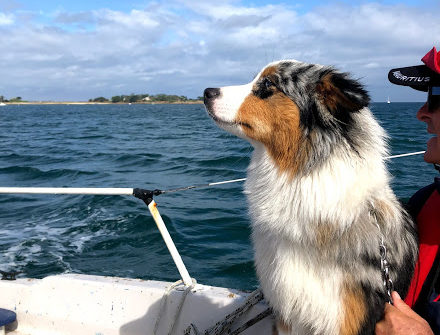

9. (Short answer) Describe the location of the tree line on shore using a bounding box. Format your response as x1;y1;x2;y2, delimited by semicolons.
0;94;203;103
90;93;204;103
0;96;23;102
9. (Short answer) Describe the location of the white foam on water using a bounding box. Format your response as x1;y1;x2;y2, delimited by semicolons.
0;205;122;273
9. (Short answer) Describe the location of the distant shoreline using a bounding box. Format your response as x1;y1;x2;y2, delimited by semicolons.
0;101;425;105
2;101;204;105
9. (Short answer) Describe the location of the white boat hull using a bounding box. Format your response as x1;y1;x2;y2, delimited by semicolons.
0;274;272;335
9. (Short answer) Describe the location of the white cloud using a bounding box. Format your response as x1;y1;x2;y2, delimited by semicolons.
0;2;438;101
98;9;159;28
364;62;380;69
0;12;13;25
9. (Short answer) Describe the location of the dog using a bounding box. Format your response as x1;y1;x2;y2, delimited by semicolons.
204;60;418;335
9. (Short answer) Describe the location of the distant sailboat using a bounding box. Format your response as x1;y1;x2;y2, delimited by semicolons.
387;96;391;104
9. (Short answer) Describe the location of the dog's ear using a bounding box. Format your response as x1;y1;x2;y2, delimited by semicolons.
316;71;370;114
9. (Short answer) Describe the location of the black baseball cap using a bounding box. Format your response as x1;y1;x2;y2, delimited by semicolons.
388;47;440;92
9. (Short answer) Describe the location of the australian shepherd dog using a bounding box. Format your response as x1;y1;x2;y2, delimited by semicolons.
204;60;418;335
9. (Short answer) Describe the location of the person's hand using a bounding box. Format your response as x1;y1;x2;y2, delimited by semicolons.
375;291;434;335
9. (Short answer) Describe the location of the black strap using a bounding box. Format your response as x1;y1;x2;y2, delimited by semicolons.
414;250;440;313
429;179;440;297
407;182;437;220
435;177;440;193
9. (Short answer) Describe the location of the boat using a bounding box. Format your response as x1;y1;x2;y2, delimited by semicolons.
0;102;6;106
387;96;391;104
0;273;272;335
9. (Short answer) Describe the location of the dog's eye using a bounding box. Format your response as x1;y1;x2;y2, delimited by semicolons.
263;78;274;90
253;77;276;99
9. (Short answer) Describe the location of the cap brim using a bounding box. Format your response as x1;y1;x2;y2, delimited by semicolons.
388;65;440;92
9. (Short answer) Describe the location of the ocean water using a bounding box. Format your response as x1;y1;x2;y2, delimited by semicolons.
0;102;434;290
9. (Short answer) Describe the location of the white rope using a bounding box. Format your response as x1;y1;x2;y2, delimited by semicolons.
207;178;247;187
184;288;267;335
154;278;197;335
385;151;425;159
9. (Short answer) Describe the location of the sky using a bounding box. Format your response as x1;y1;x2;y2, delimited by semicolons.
0;0;439;102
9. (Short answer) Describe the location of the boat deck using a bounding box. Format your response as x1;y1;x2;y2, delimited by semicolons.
0;274;272;335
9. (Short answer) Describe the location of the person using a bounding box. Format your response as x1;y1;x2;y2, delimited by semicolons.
376;47;440;334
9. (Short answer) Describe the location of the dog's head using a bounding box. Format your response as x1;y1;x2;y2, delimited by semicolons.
204;60;371;175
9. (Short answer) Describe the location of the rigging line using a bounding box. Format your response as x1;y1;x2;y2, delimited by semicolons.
0;151;426;196
159;178;247;194
159;150;426;193
386;151;425;159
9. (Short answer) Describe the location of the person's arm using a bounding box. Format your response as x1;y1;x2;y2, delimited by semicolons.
375;291;434;335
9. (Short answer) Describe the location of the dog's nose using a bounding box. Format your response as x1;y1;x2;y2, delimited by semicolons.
204;88;220;103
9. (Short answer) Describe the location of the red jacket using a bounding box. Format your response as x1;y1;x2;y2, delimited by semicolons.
404;177;440;333
405;181;440;306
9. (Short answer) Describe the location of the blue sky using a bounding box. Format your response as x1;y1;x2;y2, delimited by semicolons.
0;0;439;101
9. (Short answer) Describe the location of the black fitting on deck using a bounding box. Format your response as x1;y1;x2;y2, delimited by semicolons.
0;270;21;281
133;188;163;205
